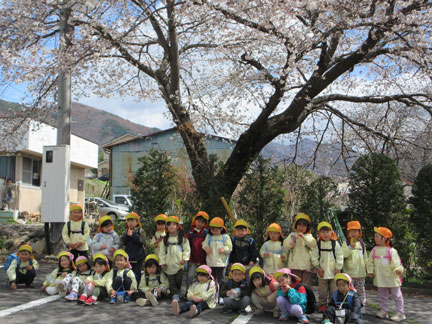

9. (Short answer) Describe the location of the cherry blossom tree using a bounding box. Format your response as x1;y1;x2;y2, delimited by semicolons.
1;0;431;215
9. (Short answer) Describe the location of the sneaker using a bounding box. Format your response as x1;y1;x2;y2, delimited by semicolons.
145;290;159;306
84;296;97;306
65;291;78;301
58;282;66;297
253;307;264;316
299;315;310;324
219;297;224;305
189;304;198;318
273;308;281;318
390;312;406;322
124;295;131;303
10;282;17;290
172;299;179;316
318;305;326;313
136;298;148;307
377;309;389;319
239;309;248;315
322;320;333;324
78;294;87;304
279;312;289;321
109;297;117;304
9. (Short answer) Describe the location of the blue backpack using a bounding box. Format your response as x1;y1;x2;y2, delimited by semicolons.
4;253;32;272
333;290;354;309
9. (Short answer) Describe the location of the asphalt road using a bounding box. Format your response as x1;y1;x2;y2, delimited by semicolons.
1;262;431;324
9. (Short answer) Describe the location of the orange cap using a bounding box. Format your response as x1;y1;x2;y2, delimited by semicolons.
126;212;142;228
209;217;226;230
191;211;209;229
266;223;284;239
347;221;362;238
374;227;392;239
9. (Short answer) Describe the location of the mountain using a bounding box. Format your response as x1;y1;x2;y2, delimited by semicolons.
0;99;159;145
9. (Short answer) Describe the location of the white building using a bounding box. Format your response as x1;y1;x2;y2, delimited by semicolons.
0;119;98;216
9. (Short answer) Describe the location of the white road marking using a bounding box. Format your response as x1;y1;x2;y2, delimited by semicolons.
0;265;4;268
231;313;253;324
0;295;60;317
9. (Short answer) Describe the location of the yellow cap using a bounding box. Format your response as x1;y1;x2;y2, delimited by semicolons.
230;263;246;274
154;214;168;223
249;266;265;278
145;254;159;263
113;249;129;261
234;219;249;228
317;221;333;232
18;244;33;254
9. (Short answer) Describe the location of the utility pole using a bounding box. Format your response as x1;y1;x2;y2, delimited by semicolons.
45;0;73;254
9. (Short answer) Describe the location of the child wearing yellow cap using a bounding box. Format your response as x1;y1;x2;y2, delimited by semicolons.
90;215;120;267
172;265;218;318
202;217;232;289
322;273;362;324
342;221;367;308
149;214;168;256
121;212;146;283
79;253;111;305
106;249;137;303
41;251;75;296
260;223;286;275
136;254;169;307
6;244;39;290
284;213;317;286
367;227;405;322
311;221;343;313
186;211;209;296
63;256;93;301
221;263;250;315
62;204;90;261
249;266;280;317
158;216;191;303
229;219;258;272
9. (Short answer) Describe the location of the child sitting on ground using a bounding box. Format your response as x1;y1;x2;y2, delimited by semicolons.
63;256;94;301
229;220;258;274
322;273;362;324
221;263;250;315
172;265;218;318
249;266;280;318
78;253;111;305
260;223;286;275
6;244;39;290
62;204;90;260
284;213;316;287
41;251;75;296
121;212;146;283
107;249;137;303
311;221;343;313
186;211;209;296
90;215;120;267
149;214;167;256
136;254;168;307
274;268;309;323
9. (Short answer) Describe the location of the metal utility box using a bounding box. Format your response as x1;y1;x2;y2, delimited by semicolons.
41;145;71;222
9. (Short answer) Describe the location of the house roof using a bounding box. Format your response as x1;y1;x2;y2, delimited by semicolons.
103;127;236;149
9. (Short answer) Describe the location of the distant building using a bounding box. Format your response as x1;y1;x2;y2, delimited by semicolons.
103;127;235;197
99;133;137;178
0;119;98;215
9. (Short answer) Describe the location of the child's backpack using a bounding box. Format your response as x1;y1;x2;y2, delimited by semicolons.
371;246;403;283
318;240;336;259
298;283;316;314
345;239;365;256
333;290;355;309
4;253;32;272
207;234;230;265
192;278;219;305
67;220;85;237
144;272;161;286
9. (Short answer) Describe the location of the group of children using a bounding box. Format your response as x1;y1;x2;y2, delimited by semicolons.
5;206;406;323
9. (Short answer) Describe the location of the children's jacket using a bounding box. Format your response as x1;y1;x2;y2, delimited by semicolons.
342;241;367;278
7;258;40;282
158;234;191;275
367;246;403;287
253;279;280;301
121;228;146;261
138;271;169;293
187;228;208;264
62;220;90;251
106;268;138;292
85;271;110;288
187;279;218;309
75;269;94;283
43;267;75;287
284;232;316;270
229;235;258;266
90;231;120;260
276;281;307;312
202;233;232;267
329;290;362;323
311;240;343;279
225;278;250;300
149;230;166;256
260;240;285;274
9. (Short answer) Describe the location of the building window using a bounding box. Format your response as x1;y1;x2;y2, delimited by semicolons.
22;157;41;186
0;156;16;182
